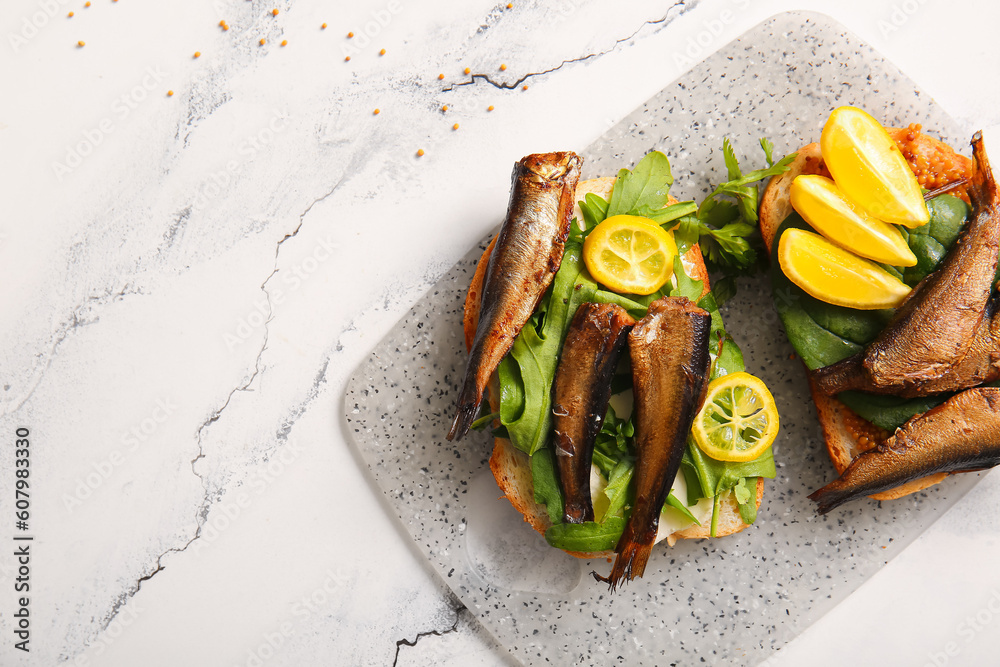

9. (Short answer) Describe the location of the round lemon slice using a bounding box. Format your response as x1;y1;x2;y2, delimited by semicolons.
820;106;929;228
790;174;917;266
692;372;779;463
778;228;911;310
582;215;677;295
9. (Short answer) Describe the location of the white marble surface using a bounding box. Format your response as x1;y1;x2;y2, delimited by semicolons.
3;1;1000;665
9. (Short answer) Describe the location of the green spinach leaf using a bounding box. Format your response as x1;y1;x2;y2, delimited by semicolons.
545;518;626;552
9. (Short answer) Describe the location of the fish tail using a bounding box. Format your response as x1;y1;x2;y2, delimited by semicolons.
447;391;480;441
812;353;867;395
807;480;858;515
595;522;655;592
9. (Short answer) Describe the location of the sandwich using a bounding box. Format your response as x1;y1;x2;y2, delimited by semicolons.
759;106;1000;513
448;146;786;588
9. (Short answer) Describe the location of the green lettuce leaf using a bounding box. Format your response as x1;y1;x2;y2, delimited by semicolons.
545;518;627;552
530;448;563;524
606;151;674;218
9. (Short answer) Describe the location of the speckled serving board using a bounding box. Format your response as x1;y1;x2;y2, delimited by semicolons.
344;11;980;666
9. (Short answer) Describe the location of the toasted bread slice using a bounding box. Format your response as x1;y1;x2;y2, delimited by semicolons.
760;126;972;500
466;177;764;558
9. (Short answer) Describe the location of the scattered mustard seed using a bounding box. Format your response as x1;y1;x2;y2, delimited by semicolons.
259;38;266;45
452;123;460;130
438;73;444;80
347;31;354;38
441;105;449;112
84;1;90;6
499;63;507;71
522;84;528;91
416;149;425;157
68;11;74;17
344;55;351;61
167;90;174;97
193;51;201;58
379;48;386;55
321;23;327;29
272;8;279;16
77;40;85;47
464;67;470;75
487;105;494;111
373;108;380;115
281;39;287;46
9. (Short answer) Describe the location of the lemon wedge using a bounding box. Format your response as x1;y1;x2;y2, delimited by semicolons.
778;228;911;310
692;372;779;463
582;215;677;295
820;106;929;228
790;174;917;266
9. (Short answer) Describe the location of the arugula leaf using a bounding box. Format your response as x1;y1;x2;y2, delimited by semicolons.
606;151;674;218
668;255;704;302
530;448;564;524
470;411;500;431
682;442;776;501
499;242;597;454
602;458;634;521
572;193;612;241
676;138;796;295
665;492;700;526
545;518;626;552
736;477;758;525
760;138;776;167
647;200;697;224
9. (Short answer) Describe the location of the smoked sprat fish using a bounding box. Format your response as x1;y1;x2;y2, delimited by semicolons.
552;302;635;524
598;296;711;591
813;132;1000;397
809;387;1000;513
448;152;582;441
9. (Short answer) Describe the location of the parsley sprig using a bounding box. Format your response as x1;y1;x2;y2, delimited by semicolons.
674;138;796;302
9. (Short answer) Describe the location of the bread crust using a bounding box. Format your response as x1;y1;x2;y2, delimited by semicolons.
760;127;972;500
467;177;763;558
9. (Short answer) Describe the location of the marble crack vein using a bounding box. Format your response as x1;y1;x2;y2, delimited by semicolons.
442;1;693;93
2;284;143;417
126;178;347;600
391;603;467;667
